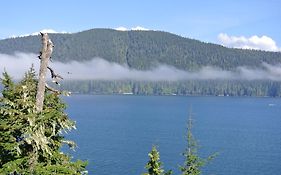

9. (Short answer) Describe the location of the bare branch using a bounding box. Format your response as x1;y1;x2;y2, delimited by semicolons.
47;66;63;85
45;84;71;97
45;83;60;94
47;66;63;79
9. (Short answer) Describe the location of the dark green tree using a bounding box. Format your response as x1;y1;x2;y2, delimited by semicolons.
143;145;172;175
180;110;216;175
0;67;87;174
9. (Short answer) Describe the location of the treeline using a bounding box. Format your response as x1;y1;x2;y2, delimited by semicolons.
1;29;281;71
58;80;281;97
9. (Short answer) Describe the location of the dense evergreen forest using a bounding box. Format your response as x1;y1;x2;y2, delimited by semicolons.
1;28;281;71
1;28;281;97
58;80;281;97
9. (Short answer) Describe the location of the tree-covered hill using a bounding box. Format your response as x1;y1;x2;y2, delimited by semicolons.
1;28;281;71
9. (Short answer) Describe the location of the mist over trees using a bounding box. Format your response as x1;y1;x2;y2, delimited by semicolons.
1;29;281;97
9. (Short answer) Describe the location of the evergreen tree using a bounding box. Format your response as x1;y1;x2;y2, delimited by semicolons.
0;67;87;174
143;145;172;175
180;110;216;175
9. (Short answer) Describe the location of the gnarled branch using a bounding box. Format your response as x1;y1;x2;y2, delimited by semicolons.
47;66;63;85
45;83;60;94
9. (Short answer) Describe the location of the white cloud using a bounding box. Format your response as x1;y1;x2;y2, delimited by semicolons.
115;27;128;31
131;26;149;31
218;33;281;52
9;29;69;38
115;26;150;31
2;52;281;81
30;29;68;36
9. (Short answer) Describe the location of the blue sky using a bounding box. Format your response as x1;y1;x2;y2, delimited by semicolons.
1;0;280;51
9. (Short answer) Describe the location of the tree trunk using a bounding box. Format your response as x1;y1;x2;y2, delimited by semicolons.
35;33;53;112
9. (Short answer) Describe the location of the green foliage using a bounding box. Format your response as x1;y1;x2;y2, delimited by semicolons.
59;80;281;97
1;29;281;70
180;111;216;175
143;146;172;175
0;67;87;174
2;29;281;97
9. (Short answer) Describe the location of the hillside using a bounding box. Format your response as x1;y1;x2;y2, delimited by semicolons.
1;28;281;71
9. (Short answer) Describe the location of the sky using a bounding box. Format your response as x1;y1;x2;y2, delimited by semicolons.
0;0;281;51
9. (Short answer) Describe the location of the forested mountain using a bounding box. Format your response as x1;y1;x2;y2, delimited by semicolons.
1;28;281;71
1;28;281;97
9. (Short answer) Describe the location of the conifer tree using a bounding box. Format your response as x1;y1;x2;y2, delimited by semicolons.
143;145;172;175
0;32;87;174
180;109;216;175
0;68;87;174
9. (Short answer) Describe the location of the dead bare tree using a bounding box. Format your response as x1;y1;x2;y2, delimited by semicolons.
35;33;52;112
35;33;63;112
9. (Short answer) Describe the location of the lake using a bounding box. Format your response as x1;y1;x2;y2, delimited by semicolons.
63;95;281;175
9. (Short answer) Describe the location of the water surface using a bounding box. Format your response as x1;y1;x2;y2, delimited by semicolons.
63;95;281;175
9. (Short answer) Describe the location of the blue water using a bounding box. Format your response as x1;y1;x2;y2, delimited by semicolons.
63;95;281;175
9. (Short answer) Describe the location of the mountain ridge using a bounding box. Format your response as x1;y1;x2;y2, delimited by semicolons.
1;28;281;71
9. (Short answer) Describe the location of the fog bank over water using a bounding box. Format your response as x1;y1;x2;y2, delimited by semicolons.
1;52;281;81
